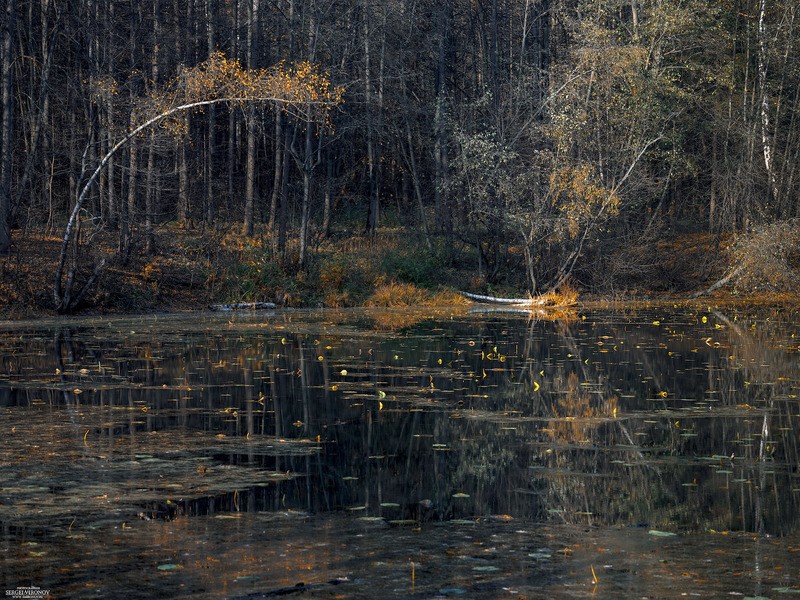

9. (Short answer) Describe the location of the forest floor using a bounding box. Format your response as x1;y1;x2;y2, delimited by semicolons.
1;224;797;321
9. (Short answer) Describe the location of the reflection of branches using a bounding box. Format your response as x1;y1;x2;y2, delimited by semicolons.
712;309;789;536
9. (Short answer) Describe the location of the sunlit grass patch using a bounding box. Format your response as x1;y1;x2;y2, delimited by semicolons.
365;282;468;307
540;282;580;306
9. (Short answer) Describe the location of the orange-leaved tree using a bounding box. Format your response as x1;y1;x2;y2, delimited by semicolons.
53;52;343;313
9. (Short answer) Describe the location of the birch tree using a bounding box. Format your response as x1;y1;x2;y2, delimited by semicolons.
54;52;342;312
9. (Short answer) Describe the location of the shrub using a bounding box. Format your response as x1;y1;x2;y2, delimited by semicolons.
379;248;442;286
730;220;800;293
315;252;374;307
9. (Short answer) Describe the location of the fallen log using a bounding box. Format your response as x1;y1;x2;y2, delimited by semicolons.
460;291;549;306
688;265;744;299
210;301;277;311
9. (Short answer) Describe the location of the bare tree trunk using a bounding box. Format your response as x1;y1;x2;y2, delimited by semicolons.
401;118;431;249
243;0;259;236
121;133;137;261
364;4;385;237
145;0;160;255
321;151;333;237
433;2;451;234
757;0;779;203
104;0;118;229
296;123;322;269
145;130;156;255
14;0;57;228
243;107;256;236
268;108;283;231
298;129;312;268
227;109;236;206
278;125;291;262
106;121;116;226
178;137;189;226
0;0;15;254
204;0;216;227
363;2;376;235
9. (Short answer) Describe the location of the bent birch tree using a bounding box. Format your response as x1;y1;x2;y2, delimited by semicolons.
53;53;342;313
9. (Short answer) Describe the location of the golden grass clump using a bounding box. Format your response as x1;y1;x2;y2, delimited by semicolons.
541;282;580;306
365;282;469;307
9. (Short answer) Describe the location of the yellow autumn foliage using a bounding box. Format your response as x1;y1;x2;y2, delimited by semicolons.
548;165;618;238
144;52;344;135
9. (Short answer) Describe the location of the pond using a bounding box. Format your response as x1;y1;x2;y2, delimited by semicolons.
1;305;799;599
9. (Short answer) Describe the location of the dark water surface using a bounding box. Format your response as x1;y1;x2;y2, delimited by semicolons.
1;306;799;598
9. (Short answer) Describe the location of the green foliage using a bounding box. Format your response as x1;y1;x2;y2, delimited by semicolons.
229;260;286;301
379;248;443;287
315;252;371;307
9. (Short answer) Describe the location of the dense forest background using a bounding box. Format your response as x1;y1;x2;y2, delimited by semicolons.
1;0;800;314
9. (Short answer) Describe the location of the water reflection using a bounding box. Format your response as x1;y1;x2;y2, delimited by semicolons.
1;307;799;596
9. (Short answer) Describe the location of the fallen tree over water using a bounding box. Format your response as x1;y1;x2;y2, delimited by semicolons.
461;288;578;307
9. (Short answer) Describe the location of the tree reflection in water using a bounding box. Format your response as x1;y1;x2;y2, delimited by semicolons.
0;306;799;597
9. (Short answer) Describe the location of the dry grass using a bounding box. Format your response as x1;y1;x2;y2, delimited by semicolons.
541;282;580;306
365;282;469;307
729;220;800;294
5;225;798;321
